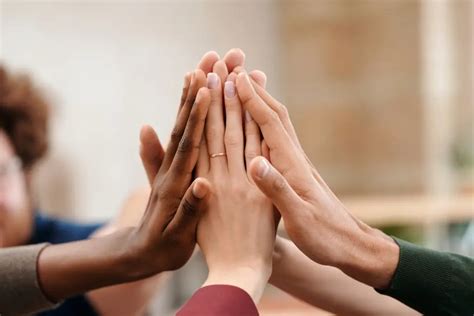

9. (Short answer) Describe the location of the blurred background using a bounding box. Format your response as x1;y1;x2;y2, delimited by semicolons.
1;0;472;315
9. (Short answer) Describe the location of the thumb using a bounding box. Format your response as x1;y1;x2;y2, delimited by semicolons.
166;177;211;235
249;156;302;217
139;125;165;186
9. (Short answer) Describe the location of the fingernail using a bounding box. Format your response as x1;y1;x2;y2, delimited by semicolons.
245;110;253;122
257;158;270;179
207;73;219;89
192;180;208;199
224;81;235;98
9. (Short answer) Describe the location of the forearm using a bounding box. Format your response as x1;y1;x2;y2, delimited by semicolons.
333;223;400;289
38;228;147;302
270;237;418;315
0;244;57;315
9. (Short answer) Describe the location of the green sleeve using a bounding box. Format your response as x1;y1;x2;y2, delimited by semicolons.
376;237;474;316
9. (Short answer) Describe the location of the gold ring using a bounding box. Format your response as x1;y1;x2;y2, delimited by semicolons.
210;152;226;158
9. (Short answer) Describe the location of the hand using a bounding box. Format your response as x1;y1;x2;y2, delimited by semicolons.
193;66;276;303
139;49;247;184
127;69;213;276
37;69;213;302
235;71;399;289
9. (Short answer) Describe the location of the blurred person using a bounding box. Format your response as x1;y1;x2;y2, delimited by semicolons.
0;49;246;316
0;67;216;316
0;63;165;316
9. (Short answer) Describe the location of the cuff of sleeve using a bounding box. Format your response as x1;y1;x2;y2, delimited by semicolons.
0;243;59;315
375;237;472;316
177;285;259;316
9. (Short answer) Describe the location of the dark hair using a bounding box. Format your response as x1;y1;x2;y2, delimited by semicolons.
0;65;50;168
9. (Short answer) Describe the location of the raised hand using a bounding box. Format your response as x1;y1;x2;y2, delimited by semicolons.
235;71;399;289
194;69;276;303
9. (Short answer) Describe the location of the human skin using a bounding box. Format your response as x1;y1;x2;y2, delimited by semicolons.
36;67;213;303
138;49;416;314
235;70;400;290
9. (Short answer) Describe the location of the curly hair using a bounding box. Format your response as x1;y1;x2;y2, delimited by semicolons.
0;65;50;169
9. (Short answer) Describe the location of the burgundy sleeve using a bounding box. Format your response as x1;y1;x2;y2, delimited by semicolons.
177;285;259;316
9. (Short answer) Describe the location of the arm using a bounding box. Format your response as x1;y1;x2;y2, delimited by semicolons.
235;70;474;316
178;61;275;314
87;186;165;316
271;237;419;315
0;244;56;315
0;67;212;316
376;238;474;316
82;50;244;316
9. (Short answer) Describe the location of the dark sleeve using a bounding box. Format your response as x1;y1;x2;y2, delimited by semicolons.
176;285;259;316
376;237;474;316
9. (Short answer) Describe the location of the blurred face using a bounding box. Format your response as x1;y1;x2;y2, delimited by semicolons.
0;130;33;247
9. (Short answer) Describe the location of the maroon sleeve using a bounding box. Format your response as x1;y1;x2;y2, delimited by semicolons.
176;285;259;316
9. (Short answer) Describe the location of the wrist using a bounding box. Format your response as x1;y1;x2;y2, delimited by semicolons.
336;226;400;289
203;261;271;303
119;227;165;280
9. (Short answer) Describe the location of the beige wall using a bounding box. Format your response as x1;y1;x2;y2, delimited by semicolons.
0;0;281;220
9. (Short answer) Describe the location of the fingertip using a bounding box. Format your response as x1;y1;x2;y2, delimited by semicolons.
224;48;246;71
227;72;237;83
140;124;157;143
249;156;271;180
207;50;221;60
192;177;211;199
249;70;267;88
195;87;211;104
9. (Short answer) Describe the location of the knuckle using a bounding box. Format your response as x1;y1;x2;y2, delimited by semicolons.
245;150;259;161
170;126;183;143
177;136;193;153
277;103;289;119
261;111;279;128
224;132;241;147
207;125;222;139
181;197;198;217
272;177;287;193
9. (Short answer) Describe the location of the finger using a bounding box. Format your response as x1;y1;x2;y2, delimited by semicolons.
249;157;303;218
165;177;211;236
236;72;304;177
249;70;267;89
139;125;165;186
169;87;211;182
161;69;207;172
227;72;237;83
249;78;303;152
176;72;192;119
261;139;270;161
197;135;209;176
197;51;220;75
205;72;227;172
224;80;245;175
223;48;246;73
247;77;323;184
232;66;245;75
213;60;229;86
244;110;262;170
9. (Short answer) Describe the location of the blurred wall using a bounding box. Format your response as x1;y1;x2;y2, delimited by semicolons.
0;0;281;220
278;0;473;196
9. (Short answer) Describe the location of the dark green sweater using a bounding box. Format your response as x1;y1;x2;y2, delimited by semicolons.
377;238;474;316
